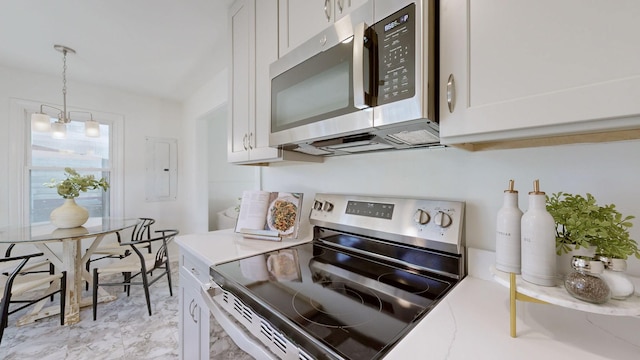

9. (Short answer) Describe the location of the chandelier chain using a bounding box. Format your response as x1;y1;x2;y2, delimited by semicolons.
61;49;68;122
62;50;67;97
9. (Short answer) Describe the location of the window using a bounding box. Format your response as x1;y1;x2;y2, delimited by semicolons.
29;119;112;223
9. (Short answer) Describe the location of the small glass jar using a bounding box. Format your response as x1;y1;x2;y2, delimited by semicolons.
596;255;635;300
564;256;611;304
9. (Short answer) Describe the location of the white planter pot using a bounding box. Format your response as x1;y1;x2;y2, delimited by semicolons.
50;198;89;228
557;244;596;279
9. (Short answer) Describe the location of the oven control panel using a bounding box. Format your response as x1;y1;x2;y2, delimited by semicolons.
310;193;465;255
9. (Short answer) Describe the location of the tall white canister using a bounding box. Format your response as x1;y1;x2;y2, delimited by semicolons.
521;179;557;286
495;180;523;273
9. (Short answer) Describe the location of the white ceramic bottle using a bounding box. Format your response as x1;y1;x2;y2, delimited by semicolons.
495;180;523;273
521;179;557;286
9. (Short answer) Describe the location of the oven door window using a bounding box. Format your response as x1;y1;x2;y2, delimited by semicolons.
271;41;365;133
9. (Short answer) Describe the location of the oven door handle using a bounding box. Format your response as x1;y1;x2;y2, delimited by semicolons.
353;22;369;109
199;283;277;360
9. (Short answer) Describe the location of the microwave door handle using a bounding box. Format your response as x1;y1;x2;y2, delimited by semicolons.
353;22;369;109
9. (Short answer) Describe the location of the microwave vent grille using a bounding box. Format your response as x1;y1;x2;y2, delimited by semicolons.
386;129;440;146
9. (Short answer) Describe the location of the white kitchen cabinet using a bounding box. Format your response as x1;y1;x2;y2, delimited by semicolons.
278;0;368;56
228;0;321;164
178;251;211;360
439;0;640;148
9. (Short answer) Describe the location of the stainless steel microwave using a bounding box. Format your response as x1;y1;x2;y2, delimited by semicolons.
269;0;439;156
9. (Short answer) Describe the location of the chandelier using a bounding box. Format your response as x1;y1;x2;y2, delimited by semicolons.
31;45;100;139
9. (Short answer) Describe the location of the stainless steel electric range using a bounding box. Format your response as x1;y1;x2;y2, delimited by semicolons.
206;193;465;360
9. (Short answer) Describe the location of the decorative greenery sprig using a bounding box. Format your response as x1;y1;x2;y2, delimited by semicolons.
44;167;110;199
546;192;639;259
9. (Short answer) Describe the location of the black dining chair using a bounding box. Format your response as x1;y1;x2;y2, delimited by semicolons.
84;218;155;290
85;218;155;269
92;229;178;320
2;244;56;301
2;244;55;275
1;252;66;344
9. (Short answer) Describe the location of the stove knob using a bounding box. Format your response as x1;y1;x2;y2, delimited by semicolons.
323;201;334;212
413;209;430;225
313;200;323;211
434;211;453;228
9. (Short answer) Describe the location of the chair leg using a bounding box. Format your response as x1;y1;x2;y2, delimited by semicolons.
125;272;131;296
92;269;98;321
60;271;67;326
165;262;173;297
50;262;56;301
0;291;11;345
141;272;152;316
85;260;91;291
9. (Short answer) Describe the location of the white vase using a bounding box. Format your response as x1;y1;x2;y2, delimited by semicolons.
50;198;89;228
557;245;596;280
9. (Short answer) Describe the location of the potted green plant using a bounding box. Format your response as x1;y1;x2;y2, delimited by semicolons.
546;192;639;276
44;167;109;228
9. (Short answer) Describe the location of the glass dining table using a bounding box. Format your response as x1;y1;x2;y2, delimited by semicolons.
0;217;140;325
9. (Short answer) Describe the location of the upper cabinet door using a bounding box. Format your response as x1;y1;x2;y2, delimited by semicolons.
249;0;281;160
440;0;640;146
279;0;368;57
227;0;255;163
279;0;335;56
334;0;369;21
228;0;321;164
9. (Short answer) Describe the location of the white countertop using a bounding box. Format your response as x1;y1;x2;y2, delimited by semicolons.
177;231;640;359
385;248;640;360
175;227;312;267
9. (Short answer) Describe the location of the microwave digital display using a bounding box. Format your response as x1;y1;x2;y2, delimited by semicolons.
384;14;409;32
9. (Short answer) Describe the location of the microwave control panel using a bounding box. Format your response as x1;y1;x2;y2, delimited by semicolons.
374;3;416;106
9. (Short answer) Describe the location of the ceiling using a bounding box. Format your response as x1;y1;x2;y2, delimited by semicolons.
0;0;235;102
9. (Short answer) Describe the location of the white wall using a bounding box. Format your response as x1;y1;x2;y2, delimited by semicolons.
206;107;255;230
0;65;186;233
260;140;640;276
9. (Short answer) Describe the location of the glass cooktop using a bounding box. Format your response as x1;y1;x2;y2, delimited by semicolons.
210;237;456;359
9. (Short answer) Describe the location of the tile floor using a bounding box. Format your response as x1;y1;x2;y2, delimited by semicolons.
0;262;253;360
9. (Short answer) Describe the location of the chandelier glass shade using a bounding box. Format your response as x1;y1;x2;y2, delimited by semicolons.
31;45;99;138
31;112;51;132
84;119;100;137
51;121;67;139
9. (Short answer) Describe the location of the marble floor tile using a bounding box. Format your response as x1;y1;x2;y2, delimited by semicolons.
0;261;252;360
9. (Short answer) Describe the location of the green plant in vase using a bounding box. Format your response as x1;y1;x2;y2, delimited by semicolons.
546;192;639;260
44;167;109;228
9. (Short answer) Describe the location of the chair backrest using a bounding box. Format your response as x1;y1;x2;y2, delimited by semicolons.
1;253;44;296
4;244;16;257
124;229;179;270
153;229;178;268
131;218;155;241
